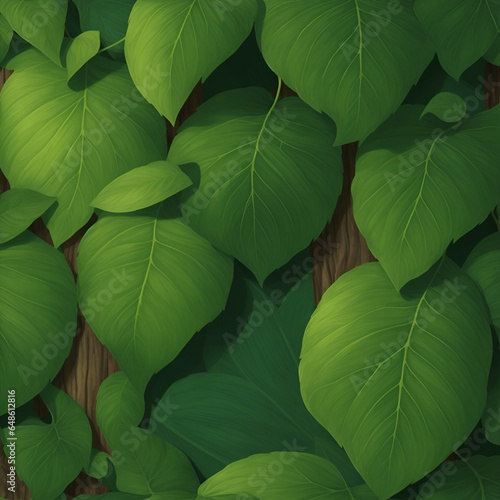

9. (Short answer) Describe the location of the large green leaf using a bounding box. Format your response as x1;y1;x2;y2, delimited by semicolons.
0;188;55;244
414;0;500;80
198;453;377;499
352;103;500;290
0;0;68;64
420;92;467;122
125;0;257;124
257;0;434;145
0;232;77;415
1;384;91;500
464;233;500;332
91;161;192;213
77;201;233;390
0;49;166;247
300;259;492;499
0;12;12;62
73;0;134;59
65;30;100;80
169;86;342;284
483;340;500;446
415;456;500;499
150;274;360;484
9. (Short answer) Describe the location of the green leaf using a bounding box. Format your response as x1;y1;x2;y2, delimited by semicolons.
1;384;91;500
0;13;12;62
415;0;500;80
65;30;100;81
84;449;112;479
352;104;500;290
151;274;360;484
111;429;199;498
125;0;257;123
463;233;500;332
91;161;192;213
420;92;467;122
0;49;166;247
75;494;148;500
96;372;145;442
486;36;500;66
300;259;492;499
0;188;55;244
483;340;500;445
257;0;434;145
77;201;233;390
415;456;500;499
169;87;342;284
73;0;134;60
0;0;68;64
0;232;77;415
198;453;377;499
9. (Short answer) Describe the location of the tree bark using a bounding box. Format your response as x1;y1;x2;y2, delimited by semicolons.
0;66;203;498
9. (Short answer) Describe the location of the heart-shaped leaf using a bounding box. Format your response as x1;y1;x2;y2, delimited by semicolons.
352;103;500;290
65;30;100;80
169;86;342;284
420;92;467;122
300;259;492;499
125;0;257;123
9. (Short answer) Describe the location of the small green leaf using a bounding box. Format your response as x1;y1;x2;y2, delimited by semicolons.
96;372;145;442
198;453;377;499
91;161;192;213
352;104;500;290
65;30;100;81
77;201;233;390
0;232;77;414
125;0;257;123
169;87;342;284
84;449;112;480
415;0;500;80
420;92;467;122
257;0;434;145
0;13;12;62
73;0;134;60
0;49;166;247
0;0;68;64
416;456;500;499
1;384;91;500
300;259;492;499
0;188;55;244
463;232;500;333
151;274;360;484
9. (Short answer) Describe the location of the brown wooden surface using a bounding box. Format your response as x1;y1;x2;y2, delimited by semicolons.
0;66;203;498
485;62;500;109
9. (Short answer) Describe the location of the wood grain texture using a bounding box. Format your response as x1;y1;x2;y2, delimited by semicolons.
485;62;500;109
0;66;203;498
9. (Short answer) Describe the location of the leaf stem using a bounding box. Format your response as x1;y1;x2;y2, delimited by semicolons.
98;36;126;54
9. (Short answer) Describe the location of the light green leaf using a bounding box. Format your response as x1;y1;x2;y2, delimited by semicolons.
65;30;100;80
0;49;166;247
84;449;112;480
151;274;360;484
352;104;500;290
415;0;500;80
111;429;199;498
416;456;500;499
0;13;12;62
198;453;377;500
170;87;342;284
257;0;433;145
77;201;233;390
91;161;192;213
96;372;145;442
75;494;148;500
73;0;134;59
125;0;257;123
463;233;500;332
0;0;68;64
300;259;492;499
0;232;77;415
1;384;91;500
0;188;55;244
420;92;467;122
